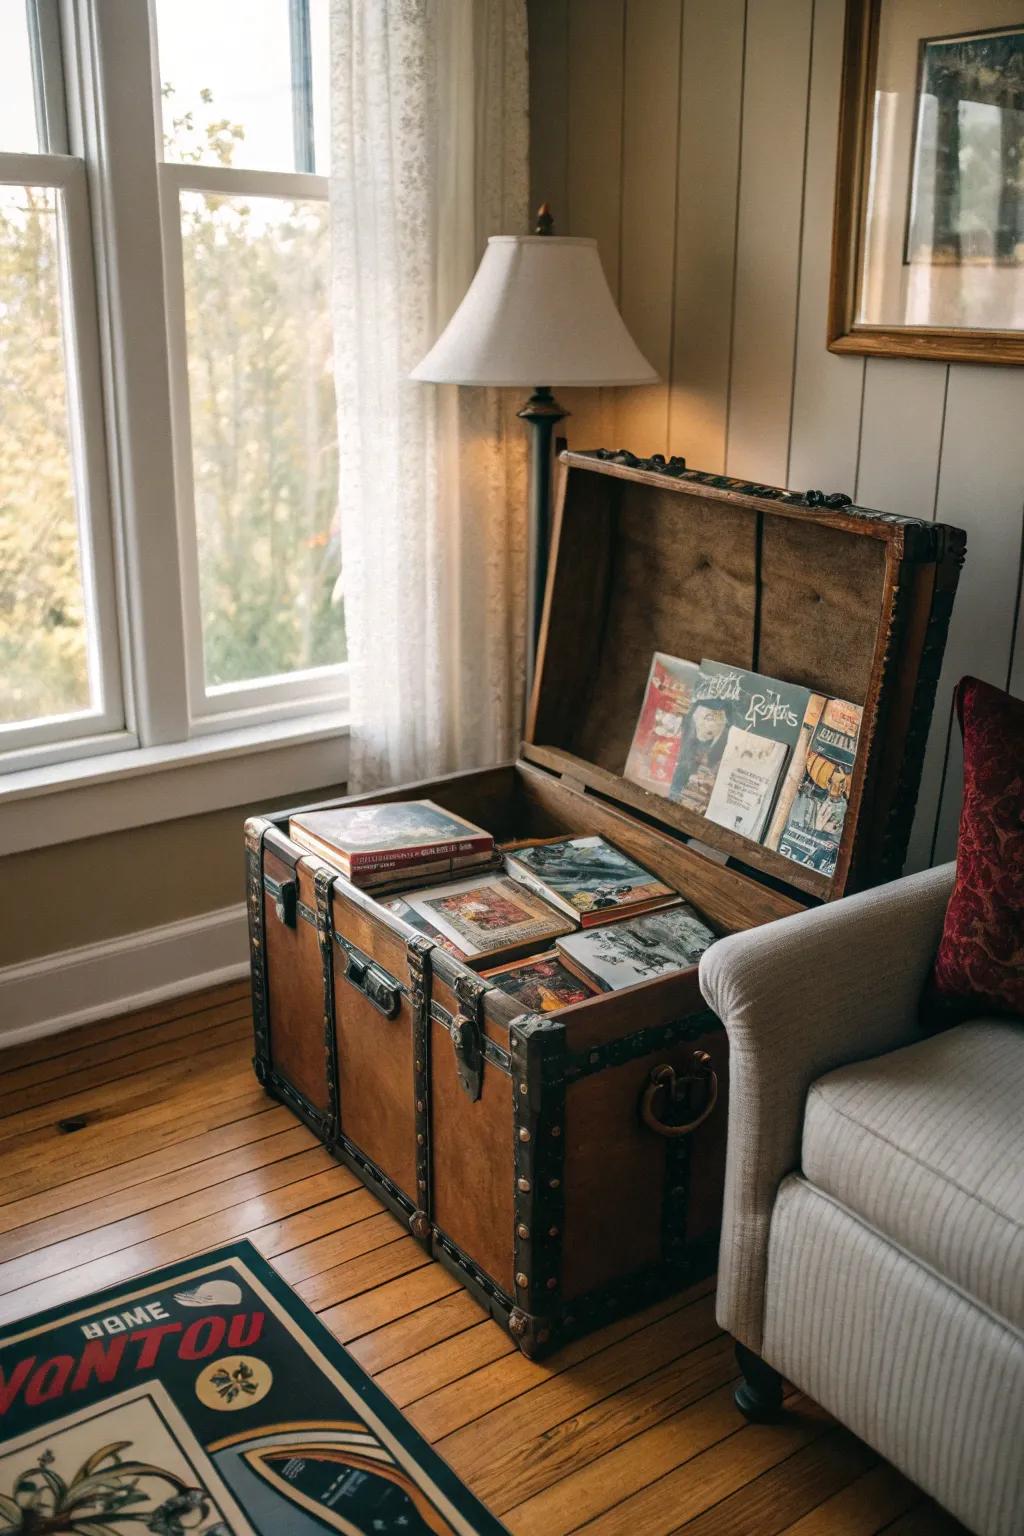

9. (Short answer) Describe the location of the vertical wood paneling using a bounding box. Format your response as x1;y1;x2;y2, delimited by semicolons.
526;0;569;223
856;360;948;518
563;0;627;448
726;0;814;484
787;0;863;494
668;0;746;472
921;367;1024;866
614;0;684;457
530;0;1024;878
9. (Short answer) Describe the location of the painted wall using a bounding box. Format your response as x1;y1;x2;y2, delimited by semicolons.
0;782;346;968
528;0;1024;869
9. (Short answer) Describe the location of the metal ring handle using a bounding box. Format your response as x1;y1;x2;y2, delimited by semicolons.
640;1052;718;1138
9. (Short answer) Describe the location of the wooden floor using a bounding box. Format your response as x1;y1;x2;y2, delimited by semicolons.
0;981;967;1536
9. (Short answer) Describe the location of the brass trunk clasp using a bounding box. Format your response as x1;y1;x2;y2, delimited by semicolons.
452;974;486;1102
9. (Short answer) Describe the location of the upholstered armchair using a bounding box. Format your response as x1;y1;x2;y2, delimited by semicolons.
699;863;1024;1536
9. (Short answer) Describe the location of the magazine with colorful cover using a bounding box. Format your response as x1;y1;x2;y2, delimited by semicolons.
383;897;468;959
668;659;812;817
763;693;828;851
704;727;788;841
481;951;598;1012
556;903;717;992
397;874;574;962
623;653;698;794
288;799;493;880
776;698;863;877
503;835;678;926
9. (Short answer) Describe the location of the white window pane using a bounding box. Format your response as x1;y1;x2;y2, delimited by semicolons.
179;191;342;691
0;3;41;153
0;186;95;727
156;0;329;173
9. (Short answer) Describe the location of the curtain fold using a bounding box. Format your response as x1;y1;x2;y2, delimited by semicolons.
330;0;529;792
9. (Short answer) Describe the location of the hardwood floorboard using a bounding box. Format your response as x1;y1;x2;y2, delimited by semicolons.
0;984;966;1535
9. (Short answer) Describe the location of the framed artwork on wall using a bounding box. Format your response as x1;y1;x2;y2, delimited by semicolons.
829;0;1023;364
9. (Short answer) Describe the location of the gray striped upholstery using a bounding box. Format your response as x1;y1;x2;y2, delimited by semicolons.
699;861;956;1351
764;1179;1024;1536
701;863;1024;1536
803;1020;1024;1329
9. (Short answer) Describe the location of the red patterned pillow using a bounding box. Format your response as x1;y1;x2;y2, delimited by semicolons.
926;676;1024;1024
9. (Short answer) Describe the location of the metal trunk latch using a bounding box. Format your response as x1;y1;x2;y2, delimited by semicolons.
452;974;486;1102
263;875;297;928
344;952;401;1019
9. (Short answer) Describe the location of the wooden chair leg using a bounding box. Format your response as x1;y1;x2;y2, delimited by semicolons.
734;1341;784;1422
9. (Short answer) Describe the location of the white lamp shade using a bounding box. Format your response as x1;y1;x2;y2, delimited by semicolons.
411;235;658;388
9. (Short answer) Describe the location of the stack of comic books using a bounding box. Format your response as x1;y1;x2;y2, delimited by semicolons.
288;799;496;892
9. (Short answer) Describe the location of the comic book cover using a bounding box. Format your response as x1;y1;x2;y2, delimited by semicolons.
481;951;598;1011
398;874;574;961
502;835;678;926
623;654;698;794
776;698;863;877
668;659;811;818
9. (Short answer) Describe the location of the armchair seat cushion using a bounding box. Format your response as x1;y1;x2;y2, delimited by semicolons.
802;1019;1024;1331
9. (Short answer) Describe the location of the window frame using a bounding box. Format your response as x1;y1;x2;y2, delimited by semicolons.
0;147;129;765
157;158;346;735
0;0;347;779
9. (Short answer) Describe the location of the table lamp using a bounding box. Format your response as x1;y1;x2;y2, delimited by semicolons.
411;207;657;685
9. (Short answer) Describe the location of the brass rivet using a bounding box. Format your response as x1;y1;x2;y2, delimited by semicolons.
548;1225;559;1238
417;1133;425;1145
519;1081;528;1095
549;1177;560;1189
546;1277;557;1290
517;1177;531;1192
519;1127;531;1142
516;1272;528;1288
416;1099;424;1113
517;1224;530;1239
415;1058;423;1071
550;1125;561;1137
418;1178;427;1190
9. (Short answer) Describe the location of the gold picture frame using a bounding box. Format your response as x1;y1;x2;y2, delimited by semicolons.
829;0;1024;365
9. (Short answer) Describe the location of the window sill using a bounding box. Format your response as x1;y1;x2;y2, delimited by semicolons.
0;712;350;857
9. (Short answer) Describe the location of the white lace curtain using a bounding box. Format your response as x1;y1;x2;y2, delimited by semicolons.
330;0;529;791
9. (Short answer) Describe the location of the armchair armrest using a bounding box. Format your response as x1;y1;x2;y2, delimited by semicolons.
699;861;955;1352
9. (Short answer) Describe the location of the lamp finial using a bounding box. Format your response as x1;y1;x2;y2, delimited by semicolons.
535;203;554;236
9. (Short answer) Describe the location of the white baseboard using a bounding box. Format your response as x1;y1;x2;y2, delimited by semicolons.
0;904;249;1049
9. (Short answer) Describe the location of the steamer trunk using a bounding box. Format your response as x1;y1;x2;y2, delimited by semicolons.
246;450;965;1356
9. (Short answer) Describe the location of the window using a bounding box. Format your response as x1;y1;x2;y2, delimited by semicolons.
0;0;345;772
